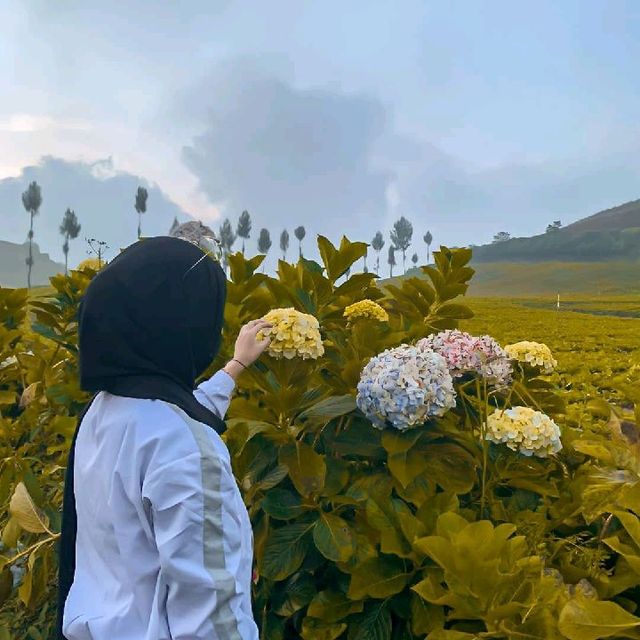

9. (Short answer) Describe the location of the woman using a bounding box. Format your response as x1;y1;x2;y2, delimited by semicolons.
57;236;269;640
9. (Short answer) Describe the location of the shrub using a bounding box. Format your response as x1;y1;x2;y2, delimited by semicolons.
0;237;639;639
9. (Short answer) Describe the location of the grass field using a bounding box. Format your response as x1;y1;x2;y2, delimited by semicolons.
468;260;640;296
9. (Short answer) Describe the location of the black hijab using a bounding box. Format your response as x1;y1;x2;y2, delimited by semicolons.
57;236;227;639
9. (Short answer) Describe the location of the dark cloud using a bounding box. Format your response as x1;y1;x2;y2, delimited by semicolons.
182;62;393;243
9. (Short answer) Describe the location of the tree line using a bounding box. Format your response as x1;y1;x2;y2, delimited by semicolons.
19;179;434;287
208;211;434;279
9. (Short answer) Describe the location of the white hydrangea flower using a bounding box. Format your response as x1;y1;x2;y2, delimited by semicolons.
504;341;557;374
485;406;562;457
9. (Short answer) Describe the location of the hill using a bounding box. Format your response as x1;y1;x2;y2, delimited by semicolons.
0;241;64;288
563;199;640;235
472;198;640;262
397;259;640;297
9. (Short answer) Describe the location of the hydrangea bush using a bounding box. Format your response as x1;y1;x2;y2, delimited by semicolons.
0;237;639;639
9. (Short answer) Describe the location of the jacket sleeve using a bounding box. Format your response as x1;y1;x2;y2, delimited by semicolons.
194;369;235;418
142;413;252;640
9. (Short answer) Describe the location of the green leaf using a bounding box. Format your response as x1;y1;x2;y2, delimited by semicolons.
313;513;354;562
0;568;13;605
559;596;640;640
301;618;348;640
434;303;474;319
423;443;478;494
279;441;326;496
347;601;391;640
273;572;316;617
348;555;409;599
259;521;314;580
299;395;356;422
261;488;307;520
307;589;364;623
410;593;444;635
426;631;478;640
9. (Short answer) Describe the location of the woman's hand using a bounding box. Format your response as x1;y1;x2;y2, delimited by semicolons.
223;319;272;380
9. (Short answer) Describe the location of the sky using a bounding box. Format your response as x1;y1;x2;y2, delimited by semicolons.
2;0;639;268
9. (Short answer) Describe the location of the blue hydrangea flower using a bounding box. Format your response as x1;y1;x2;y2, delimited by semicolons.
356;344;456;430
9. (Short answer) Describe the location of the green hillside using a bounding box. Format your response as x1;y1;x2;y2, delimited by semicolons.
472;198;640;262
0;240;64;288
396;260;639;297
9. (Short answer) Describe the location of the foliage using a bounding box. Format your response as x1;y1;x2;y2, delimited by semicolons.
21;181;43;290
1;240;640;639
390;216;413;273
59;209;81;275
280;229;290;259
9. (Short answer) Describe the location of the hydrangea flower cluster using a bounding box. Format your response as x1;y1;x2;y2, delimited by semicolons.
259;308;324;360
343;299;389;324
485;406;562;457
417;330;512;387
504;341;557;374
356;344;456;430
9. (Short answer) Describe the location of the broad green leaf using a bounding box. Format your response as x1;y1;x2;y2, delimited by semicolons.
9;483;49;534
347;601;391;640
348;555;409;599
423;443;478;494
273;572;316;617
261;488;307;520
427;631;478;640
558;596;640;640
299;395;356;422
0;568;12;605
301;618;347;640
434;303;474;319
279;441;326;496
313;513;354;562
0;390;17;405
259;521;314;580
410;593;444;635
307;589;364;623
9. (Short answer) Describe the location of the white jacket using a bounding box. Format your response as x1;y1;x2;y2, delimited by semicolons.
62;370;258;640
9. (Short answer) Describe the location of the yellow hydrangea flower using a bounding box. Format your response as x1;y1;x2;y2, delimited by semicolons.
486;406;562;457
504;341;557;373
259;308;324;360
344;299;389;324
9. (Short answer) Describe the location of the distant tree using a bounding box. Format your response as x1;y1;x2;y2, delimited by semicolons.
388;245;396;278
411;252;418;267
21;181;42;289
371;231;385;275
60;208;81;275
390;216;413;273
294;226;306;258
134;186;148;239
169;216;180;234
237;210;252;255
492;231;511;243
423;230;433;263
546;220;562;233
280;229;290;261
219;218;236;272
258;228;272;272
363;247;368;273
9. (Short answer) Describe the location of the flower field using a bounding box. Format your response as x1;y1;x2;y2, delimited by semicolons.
1;237;640;639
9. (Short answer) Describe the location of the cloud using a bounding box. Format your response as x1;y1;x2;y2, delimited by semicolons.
182;61;394;243
0;114;91;133
0;157;190;266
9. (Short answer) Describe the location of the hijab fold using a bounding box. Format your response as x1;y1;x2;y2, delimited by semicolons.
57;236;227;639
